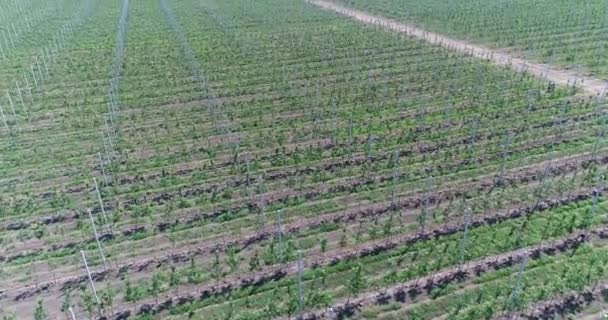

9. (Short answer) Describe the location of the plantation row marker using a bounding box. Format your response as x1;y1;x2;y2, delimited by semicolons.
93;177;113;234
98;152;109;187
80;250;101;314
459;208;472;267
419;175;433;232
257;175;266;228
159;0;240;154
297;250;304;315
14;81;28;117
276;209;284;262
509;256;528;308
87;209;108;271
307;0;608;96
0;102;10;134
497;131;514;185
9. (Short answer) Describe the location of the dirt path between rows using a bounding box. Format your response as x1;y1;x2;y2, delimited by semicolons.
307;0;608;97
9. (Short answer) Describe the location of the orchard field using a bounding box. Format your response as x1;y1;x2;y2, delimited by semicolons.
333;0;608;78
0;0;608;319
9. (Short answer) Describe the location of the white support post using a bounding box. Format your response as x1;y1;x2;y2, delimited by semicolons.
80;251;101;312
420;175;433;232
6;28;14;49
275;209;283;262
6;91;16;117
41;50;49;76
0;102;9;134
23;72;32;101
98;153;109;187
14;81;27;117
509;255;527;307
10;23;17;41
93;177;113;234
297;250;304;314
36;57;44;82
391;150;399;210
0;38;5;59
30;65;38;88
87;209;108;271
498;131;513;185
257;175;265;228
45;46;53;64
5;93;20;132
2;31;10;53
105;111;117;142
459;208;472;266
103;127;115;158
101;132;111;164
68;306;77;320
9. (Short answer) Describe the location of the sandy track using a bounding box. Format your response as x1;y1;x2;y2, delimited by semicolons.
307;0;608;97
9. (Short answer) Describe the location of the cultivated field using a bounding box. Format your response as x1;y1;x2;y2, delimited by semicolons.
333;0;608;78
0;0;607;319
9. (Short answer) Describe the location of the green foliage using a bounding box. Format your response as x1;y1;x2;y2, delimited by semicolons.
60;289;72;313
2;313;17;320
34;300;47;320
347;264;367;301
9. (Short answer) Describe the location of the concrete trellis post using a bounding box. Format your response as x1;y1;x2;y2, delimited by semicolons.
246;159;252;207
391;150;399;211
275;209;283;262
0;102;9;134
6;93;20;132
101;133;112;166
468;118;479;154
257;175;265;228
69;306;77;320
30;64;38;88
10;23;17;41
35;56;44;82
23;72;32;101
459;208;472;266
509;255;527;308
2;30;10;51
497;131;513;185
0;38;5;59
297;250;304;314
41;50;49;76
6;91;16;118
45;46;53;64
80;250;101;312
420;175;433;232
98;153;109;187
348;113;353;160
366;133;373;179
87;209;108;271
331;96;337;144
93;177;112;234
14;81;26;115
6;28;14;49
